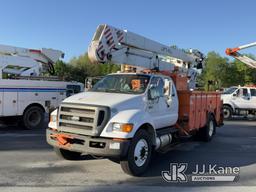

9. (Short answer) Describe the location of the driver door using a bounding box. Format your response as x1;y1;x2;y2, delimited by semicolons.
232;88;252;109
147;77;177;129
249;88;256;109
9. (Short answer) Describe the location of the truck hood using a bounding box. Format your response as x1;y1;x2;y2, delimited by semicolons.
62;91;145;109
221;94;227;98
221;94;231;102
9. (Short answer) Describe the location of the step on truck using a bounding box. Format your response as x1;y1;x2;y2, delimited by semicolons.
47;24;223;176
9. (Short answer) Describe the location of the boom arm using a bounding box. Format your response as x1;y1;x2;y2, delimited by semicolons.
225;42;256;68
0;44;64;78
88;24;205;89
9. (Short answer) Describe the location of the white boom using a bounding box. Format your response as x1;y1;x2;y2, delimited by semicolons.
226;42;256;68
88;24;205;89
0;44;64;78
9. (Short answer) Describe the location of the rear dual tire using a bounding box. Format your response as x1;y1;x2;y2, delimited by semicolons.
21;106;45;129
196;115;216;142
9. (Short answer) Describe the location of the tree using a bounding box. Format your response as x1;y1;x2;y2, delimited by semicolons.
232;54;256;85
200;51;256;90
54;60;71;80
200;52;229;90
53;53;120;83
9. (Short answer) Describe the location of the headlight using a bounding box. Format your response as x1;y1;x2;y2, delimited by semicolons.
112;123;133;133
49;109;58;123
49;109;58;130
50;114;57;123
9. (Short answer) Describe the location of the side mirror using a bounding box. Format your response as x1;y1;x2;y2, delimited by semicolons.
232;93;237;97
196;62;203;69
66;89;74;97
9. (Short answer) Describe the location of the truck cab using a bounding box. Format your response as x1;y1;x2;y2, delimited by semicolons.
48;72;178;144
47;73;179;173
222;86;256;119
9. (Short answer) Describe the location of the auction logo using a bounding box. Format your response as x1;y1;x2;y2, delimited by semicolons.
162;163;240;182
162;163;188;182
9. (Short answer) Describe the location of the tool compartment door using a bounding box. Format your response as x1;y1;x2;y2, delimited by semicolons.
3;91;18;116
0;92;3;116
200;94;207;127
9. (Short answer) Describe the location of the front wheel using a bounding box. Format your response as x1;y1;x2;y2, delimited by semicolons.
120;129;152;176
223;105;233;120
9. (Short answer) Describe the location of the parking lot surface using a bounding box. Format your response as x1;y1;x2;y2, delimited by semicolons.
0;119;256;191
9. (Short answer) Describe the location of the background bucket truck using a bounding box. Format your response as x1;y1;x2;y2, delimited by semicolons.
0;44;83;129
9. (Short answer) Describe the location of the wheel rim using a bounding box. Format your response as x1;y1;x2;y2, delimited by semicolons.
28;110;41;126
208;120;214;137
223;108;230;119
134;139;149;167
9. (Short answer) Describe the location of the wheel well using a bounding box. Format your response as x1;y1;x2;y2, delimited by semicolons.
23;103;45;115
137;123;156;146
208;112;217;125
223;104;233;112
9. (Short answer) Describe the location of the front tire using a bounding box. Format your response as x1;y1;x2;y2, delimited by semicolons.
54;147;82;160
223;105;233;120
120;129;152;176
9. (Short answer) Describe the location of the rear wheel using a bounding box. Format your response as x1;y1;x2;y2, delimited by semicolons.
22;106;45;129
223;105;233;120
54;147;82;160
120;129;152;176
197;115;216;142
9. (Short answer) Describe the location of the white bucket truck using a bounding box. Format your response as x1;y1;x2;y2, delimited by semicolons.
0;44;83;129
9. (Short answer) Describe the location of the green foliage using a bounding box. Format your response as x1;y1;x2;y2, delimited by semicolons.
54;60;71;80
200;51;256;90
54;53;120;83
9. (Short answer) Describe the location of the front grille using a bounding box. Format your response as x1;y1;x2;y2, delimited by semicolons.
59;122;93;131
97;110;105;126
61;107;95;115
58;103;110;136
60;115;94;123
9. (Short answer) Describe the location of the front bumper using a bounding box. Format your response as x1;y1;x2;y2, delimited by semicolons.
46;128;130;157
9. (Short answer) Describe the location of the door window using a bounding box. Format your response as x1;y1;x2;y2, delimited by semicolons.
238;88;249;97
242;88;249;97
149;77;164;98
66;85;81;97
250;89;256;97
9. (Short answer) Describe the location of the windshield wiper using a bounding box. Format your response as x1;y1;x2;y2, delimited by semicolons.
103;89;122;93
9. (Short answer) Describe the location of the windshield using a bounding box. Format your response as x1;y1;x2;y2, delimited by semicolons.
223;87;238;94
91;74;150;94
